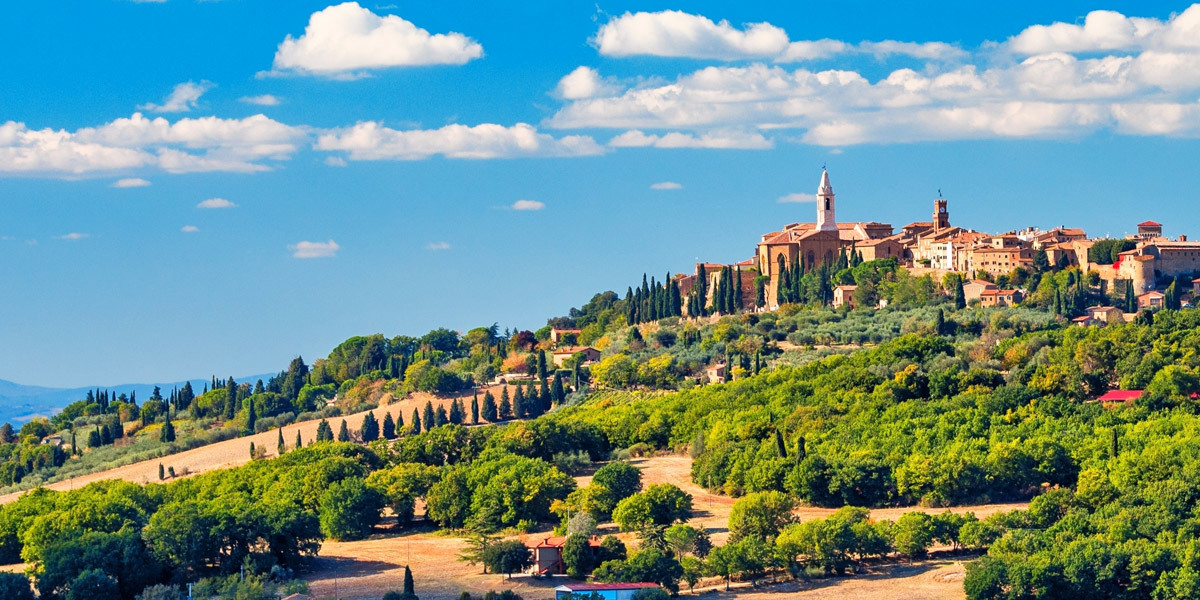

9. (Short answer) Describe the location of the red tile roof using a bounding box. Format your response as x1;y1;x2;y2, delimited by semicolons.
1097;390;1143;402
1139;221;1162;227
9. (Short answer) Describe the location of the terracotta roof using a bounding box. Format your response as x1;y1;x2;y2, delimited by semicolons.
1138;221;1162;227
1072;316;1093;322
553;346;596;355
834;285;858;291
1097;390;1143;402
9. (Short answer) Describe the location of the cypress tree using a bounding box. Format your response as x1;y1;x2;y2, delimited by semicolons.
158;464;165;480
471;391;480;424
954;277;966;309
774;430;787;458
362;412;380;442
224;377;237;420
795;436;806;464
449;399;463;425
295;430;303;449
499;388;512;420
537;350;548;381
422;401;436;432
410;409;422;435
513;386;525;419
337;420;350;442
483;391;498;422
539;378;550;409
246;395;257;433
435;406;448;427
552;373;565;405
935;309;946;336
277;428;286;455
316;419;333;442
160;411;175;443
250;442;257;460
88;427;102;448
403;565;415;594
382;412;396;439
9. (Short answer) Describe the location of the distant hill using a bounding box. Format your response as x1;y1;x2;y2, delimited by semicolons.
0;374;276;426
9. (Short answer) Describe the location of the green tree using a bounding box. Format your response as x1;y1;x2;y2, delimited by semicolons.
0;572;34;600
613;484;693;531
423;401;436;432
482;540;532;579
591;461;642;514
563;533;594;578
361;412;380;442
315;419;333;442
728;491;795;542
482;392;498;422
67;569;120;600
318;478;384;541
159;410;175;443
277;428;286;455
382;412;396;439
893;512;934;559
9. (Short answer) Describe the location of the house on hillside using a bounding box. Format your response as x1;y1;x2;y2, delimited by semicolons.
1138;291;1165;310
962;279;998;303
1086;306;1125;325
1095;390;1143;407
705;363;727;384
529;535;601;575
551;346;600;368
550;328;582;345
979;289;1022;308
832;285;857;308
554;583;661;600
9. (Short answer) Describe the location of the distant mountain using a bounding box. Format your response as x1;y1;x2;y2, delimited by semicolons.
0;373;276;426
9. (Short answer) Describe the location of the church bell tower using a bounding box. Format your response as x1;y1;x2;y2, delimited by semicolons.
816;168;836;232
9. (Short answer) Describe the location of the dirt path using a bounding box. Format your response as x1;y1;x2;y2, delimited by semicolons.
0;385;521;505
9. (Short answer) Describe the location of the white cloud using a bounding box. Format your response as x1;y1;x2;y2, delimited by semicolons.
324;156;348;167
290;240;340;258
181;225;199;233
426;241;451;250
511;199;544;211
609;129;772;149
595;11;789;60
594;10;965;63
1008;9;1166;54
55;233;89;240
239;94;281;106
777;193;815;203
272;2;483;77
112;177;151;188
0;113;304;176
138;81;213;113
650;181;682;190
196;198;236;209
316;122;605;160
555;66;620;100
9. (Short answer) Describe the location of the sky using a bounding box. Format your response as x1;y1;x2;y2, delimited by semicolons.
4;1;1200;387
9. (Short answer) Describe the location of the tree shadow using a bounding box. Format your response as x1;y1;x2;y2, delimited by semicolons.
306;555;396;579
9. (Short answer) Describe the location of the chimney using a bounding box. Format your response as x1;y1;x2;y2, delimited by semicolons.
1181;235;1188;242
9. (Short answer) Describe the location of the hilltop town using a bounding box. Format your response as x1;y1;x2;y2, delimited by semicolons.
674;169;1200;321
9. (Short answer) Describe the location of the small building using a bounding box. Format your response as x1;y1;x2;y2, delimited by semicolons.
705;363;727;384
1193;277;1200;297
550;328;582;345
832;284;857;308
530;536;601;575
1137;220;1163;240
1095;390;1143;406
1086;306;1125;325
1072;315;1097;327
552;346;601;368
41;435;64;447
962;279;998;302
554;583;661;600
979;289;1022;308
1138;291;1165;310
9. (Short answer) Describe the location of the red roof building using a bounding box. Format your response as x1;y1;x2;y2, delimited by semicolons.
1096;390;1143;403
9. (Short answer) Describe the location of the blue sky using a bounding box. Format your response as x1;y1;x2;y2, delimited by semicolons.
4;1;1200;387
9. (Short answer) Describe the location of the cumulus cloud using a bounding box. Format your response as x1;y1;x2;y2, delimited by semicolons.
290;240;340;258
139;81;213;113
239;94;281;106
650;181;682;190
272;2;483;77
777;193;816;203
196;198;236;209
426;241;451;250
595;11;790;60
511;199;545;211
1007;8;1170;54
316;122;605;160
594;10;965;63
55;233;89;240
555;66;620;99
112;177;151;188
0;113;304;176
181;225;199;233
609;129;772;149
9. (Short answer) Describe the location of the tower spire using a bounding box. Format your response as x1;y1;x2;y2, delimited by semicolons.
816;168;836;231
